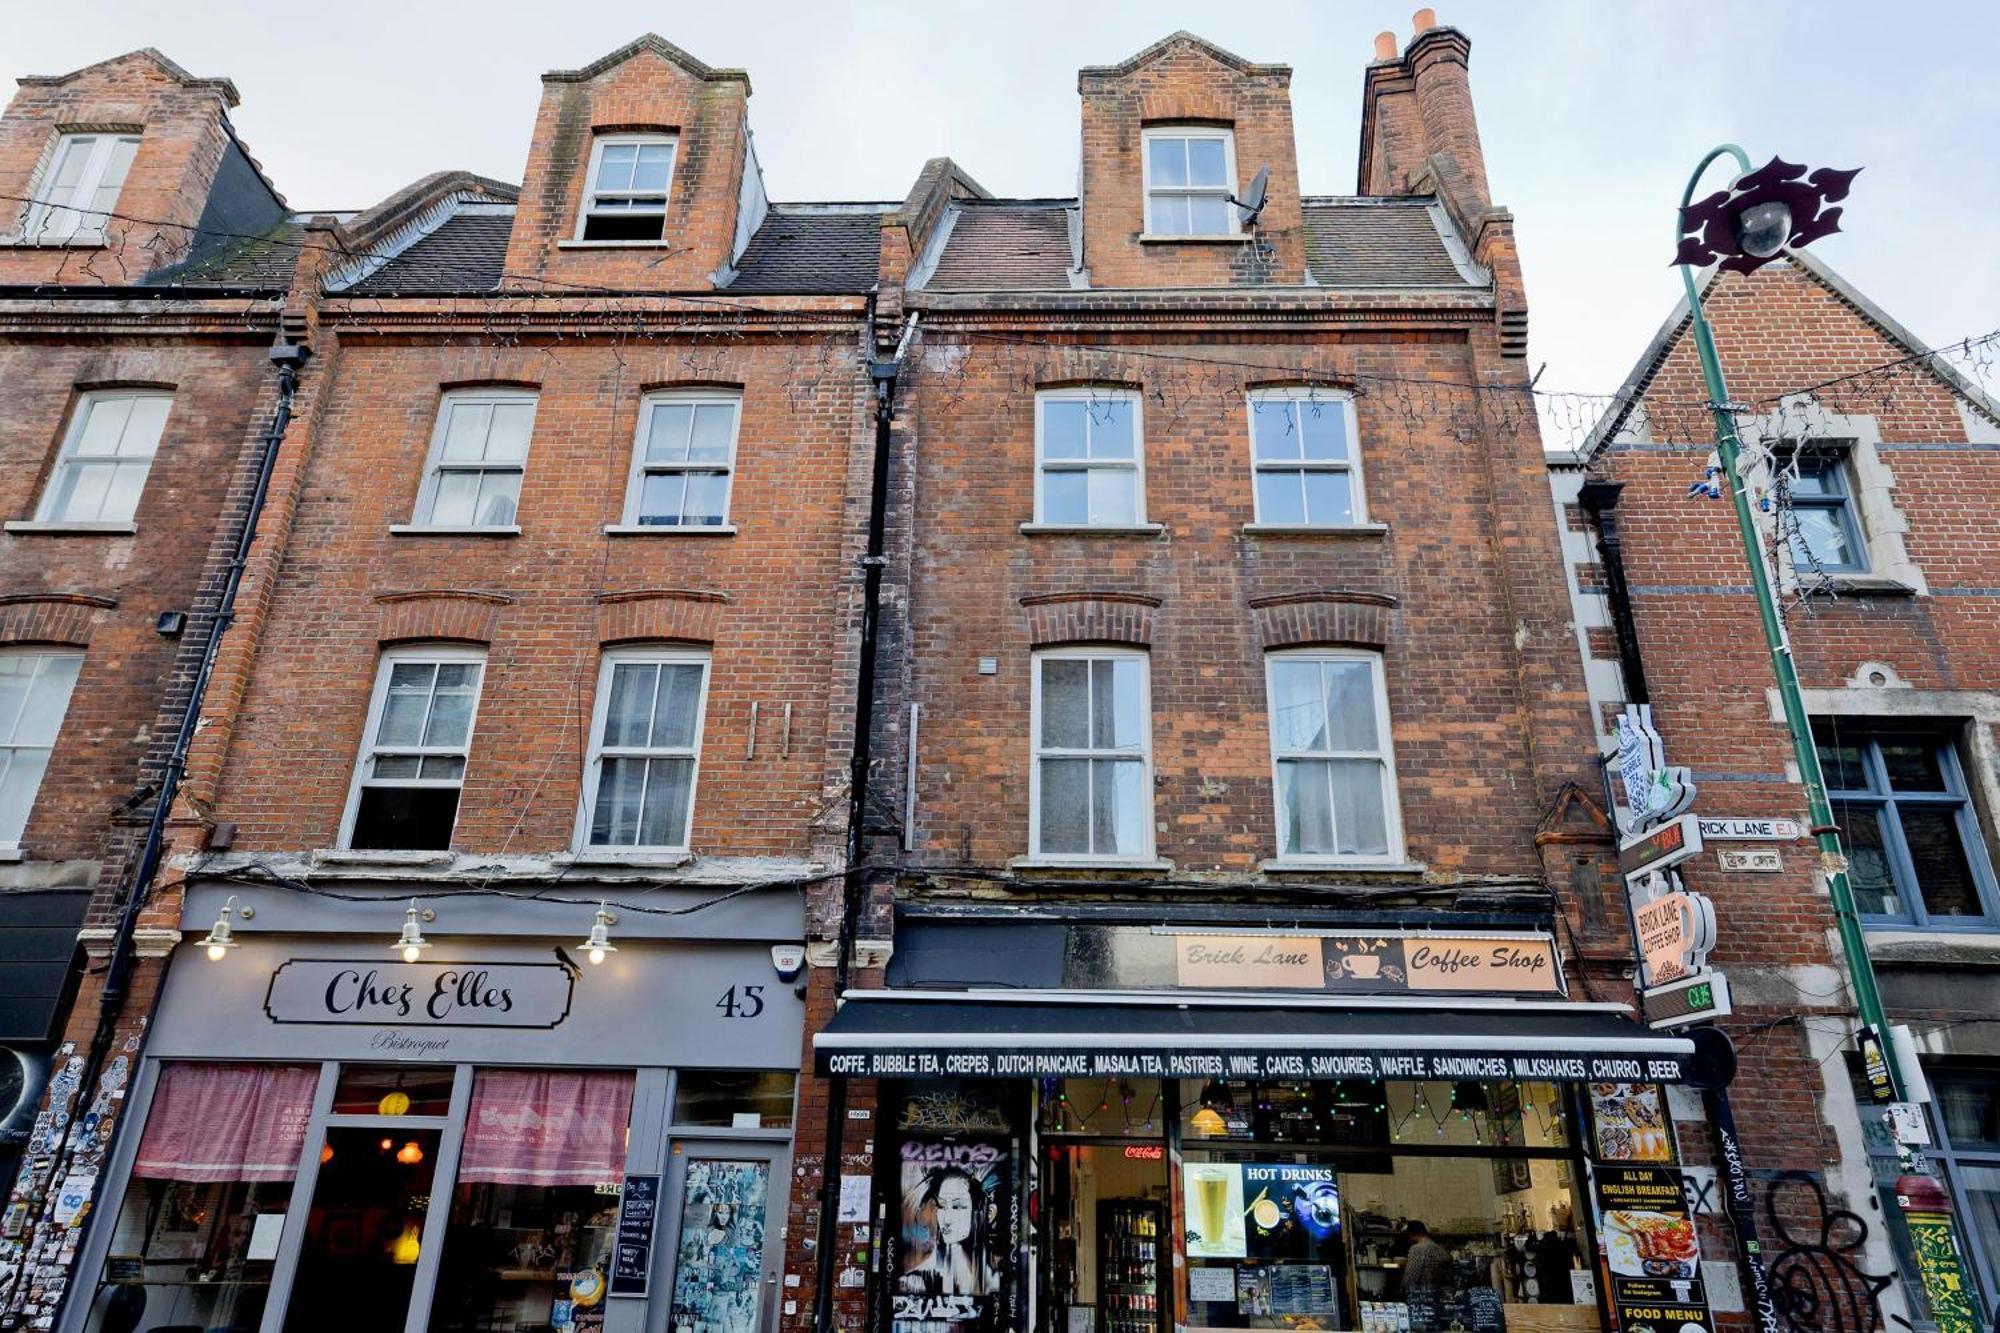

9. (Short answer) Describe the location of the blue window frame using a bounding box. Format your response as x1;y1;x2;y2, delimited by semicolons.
1816;726;2000;927
1784;451;1869;575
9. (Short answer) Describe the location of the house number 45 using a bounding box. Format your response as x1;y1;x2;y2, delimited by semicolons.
715;985;766;1018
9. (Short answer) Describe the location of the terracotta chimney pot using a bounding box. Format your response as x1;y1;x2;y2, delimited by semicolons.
1413;7;1437;32
1373;31;1398;61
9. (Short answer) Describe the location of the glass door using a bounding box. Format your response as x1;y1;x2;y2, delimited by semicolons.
660;1141;789;1333
282;1125;443;1329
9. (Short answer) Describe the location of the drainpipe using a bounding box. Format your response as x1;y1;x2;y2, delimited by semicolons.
1576;477;1649;705
27;341;311;1326
813;308;917;1333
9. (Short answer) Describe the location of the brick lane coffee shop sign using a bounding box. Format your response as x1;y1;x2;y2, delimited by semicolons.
1170;929;1566;997
265;958;576;1028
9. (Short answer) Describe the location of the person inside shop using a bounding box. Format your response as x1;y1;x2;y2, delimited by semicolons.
1399;1220;1450;1306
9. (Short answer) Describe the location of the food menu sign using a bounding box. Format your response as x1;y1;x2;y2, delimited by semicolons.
1595;1164;1711;1333
1169;931;1565;997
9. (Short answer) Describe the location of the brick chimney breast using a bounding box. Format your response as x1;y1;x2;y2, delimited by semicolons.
502;34;753;293
1076;31;1305;289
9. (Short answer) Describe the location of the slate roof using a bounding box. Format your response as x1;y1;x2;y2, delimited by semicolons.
1302;199;1473;287
726;207;887;294
345;212;514;295
141;218;306;291
924;203;1074;292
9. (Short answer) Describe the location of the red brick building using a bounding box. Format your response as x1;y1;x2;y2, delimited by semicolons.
1552;252;2000;1328
0;48;321;1328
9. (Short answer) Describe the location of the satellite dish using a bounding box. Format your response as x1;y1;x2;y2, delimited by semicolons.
1231;166;1270;227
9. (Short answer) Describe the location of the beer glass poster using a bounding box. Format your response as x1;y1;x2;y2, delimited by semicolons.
1183;1163;1247;1258
894;1136;1016;1333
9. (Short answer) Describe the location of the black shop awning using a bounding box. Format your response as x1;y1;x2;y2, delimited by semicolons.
814;991;1697;1084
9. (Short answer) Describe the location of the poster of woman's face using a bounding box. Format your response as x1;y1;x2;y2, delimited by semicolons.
893;1137;1014;1333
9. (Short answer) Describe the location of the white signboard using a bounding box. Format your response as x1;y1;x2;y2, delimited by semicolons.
1699;817;1803;841
1718;847;1783;873
1615;705;1696;833
264;958;575;1028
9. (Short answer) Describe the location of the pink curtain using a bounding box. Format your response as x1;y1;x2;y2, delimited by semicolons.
458;1069;633;1186
132;1063;320;1182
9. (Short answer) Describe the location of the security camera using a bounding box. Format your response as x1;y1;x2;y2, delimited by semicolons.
770;944;806;983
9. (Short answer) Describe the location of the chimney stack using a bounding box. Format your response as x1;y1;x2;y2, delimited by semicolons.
1356;10;1492;229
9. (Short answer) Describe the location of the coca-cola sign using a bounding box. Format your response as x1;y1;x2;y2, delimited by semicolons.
264;958;575;1029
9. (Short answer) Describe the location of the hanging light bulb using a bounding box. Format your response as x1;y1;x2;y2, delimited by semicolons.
396;1140;424;1165
579;903;618;965
200;895;241;961
393;899;431;963
391;1220;422;1265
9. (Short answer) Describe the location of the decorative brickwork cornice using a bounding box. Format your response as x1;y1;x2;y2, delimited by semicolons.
319;295;864;339
0;300;284;337
1021;591;1163;647
1249;589;1396;649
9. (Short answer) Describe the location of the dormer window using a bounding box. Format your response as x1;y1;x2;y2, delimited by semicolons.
21;133;139;243
1142;127;1237;237
578;134;676;242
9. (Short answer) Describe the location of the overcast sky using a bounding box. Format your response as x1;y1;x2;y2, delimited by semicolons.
12;1;1997;445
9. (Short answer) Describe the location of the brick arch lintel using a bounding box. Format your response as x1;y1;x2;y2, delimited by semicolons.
1021;591;1163;648
0;592;117;646
594;587;730;646
1249;589;1396;650
373;589;515;646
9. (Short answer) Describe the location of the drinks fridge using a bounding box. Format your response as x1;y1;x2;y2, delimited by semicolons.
1098;1199;1163;1333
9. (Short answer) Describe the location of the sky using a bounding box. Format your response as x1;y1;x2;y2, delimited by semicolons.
11;0;1998;445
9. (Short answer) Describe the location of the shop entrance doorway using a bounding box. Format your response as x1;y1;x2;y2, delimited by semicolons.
284;1125;443;1330
659;1139;788;1333
1040;1142;1170;1333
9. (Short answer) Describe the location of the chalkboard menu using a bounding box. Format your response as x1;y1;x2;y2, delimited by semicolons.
610;1174;661;1297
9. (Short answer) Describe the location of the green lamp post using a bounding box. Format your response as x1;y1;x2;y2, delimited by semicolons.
1673;144;1982;1333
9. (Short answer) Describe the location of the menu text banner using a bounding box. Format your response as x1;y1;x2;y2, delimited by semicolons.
819;1045;1689;1084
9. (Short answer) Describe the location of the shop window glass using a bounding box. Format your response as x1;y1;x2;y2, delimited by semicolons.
87;1063;318;1333
673;1069;797;1129
427;1069;633;1332
1037;1078;1166;1138
330;1063;454;1117
1171;1078;1588;1332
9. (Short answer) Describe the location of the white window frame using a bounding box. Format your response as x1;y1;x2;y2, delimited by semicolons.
1140;126;1239;238
1028;646;1155;863
337;645;487;850
1033;389;1147;527
576;647;712;856
621;390;742;528
575;133;678;242
34;389;172;526
20;133;139;242
1264;649;1404;865
0;648;84;850
409;388;538;530
1246;388;1367;527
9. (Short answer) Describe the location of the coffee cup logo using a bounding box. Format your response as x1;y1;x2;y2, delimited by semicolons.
1340;954;1383;979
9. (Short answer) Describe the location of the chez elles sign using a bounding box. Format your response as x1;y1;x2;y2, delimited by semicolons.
264;958;576;1028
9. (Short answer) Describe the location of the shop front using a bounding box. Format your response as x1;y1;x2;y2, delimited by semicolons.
819;914;1717;1333
62;882;806;1333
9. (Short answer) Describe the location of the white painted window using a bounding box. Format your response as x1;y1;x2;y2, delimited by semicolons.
1249;390;1365;526
1031;648;1153;860
341;647;486;851
624;391;739;527
580;649;709;852
578;134;676;242
1266;650;1402;862
36;390;171;525
1036;390;1143;526
21;133;139;242
412;389;537;528
0;650;83;848
1142;127;1237;236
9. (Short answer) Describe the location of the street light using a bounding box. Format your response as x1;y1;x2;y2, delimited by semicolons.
1672;145;1982;1333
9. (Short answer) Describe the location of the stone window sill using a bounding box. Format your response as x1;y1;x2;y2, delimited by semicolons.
604;523;737;537
315;848;454;867
1019;522;1166;537
1260;858;1428;875
1242;522;1389;537
0;847;22;863
0;237;108;250
1137;233;1250;245
1008;856;1175;873
558;849;696;869
389;524;522;537
1815;574;1919;597
557;240;673;250
4;520;136;535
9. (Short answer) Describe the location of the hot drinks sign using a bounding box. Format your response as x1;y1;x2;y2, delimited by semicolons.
264;958;575;1029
